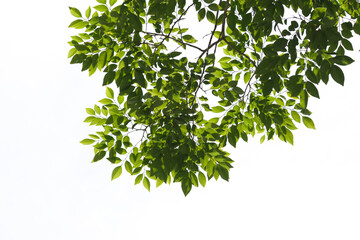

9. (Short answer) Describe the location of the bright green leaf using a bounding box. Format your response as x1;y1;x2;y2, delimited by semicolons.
198;172;206;187
143;177;150;191
86;108;95;115
303;116;316;129
94;5;108;12
111;166;122;180
85;7;91;19
99;98;113;105
106;87;114;99
69;7;82;18
135;174;143;185
212;106;225;113
80;139;95;145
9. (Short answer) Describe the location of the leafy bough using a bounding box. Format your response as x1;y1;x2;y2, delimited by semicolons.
69;0;360;195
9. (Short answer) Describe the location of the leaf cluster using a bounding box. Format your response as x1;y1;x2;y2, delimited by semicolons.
69;0;360;195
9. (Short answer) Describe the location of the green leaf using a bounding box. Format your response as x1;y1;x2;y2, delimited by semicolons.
143;177;150;192
303;116;316;129
110;0;117;6
190;172;199;187
94;105;101;114
244;71;251;84
206;11;216;24
99;98;113;105
85;7;91;19
96;0;107;4
135;174;143;185
330;56;354;66
342;39;353;50
80;139;95;145
311;7;326;20
181;178;192;196
106;87;114;99
103;71;115;85
291;111;301;123
156;179;163;187
117;95;124;104
228;132;236;147
68;48;77;58
86;108;95;115
198;172;206;187
260;135;266;144
218;165;229;181
98;51;107;70
89;134;99;139
135;69;147;88
306;82;320;98
212;106;225;113
183;35;197;43
68;19;88;29
111;166;122;180
330;65;345;86
93;151;106;162
354;22;360;35
69;7;82;18
198;8;206;21
125;161;132;174
241;132;248;142
208;3;219;11
94;5;108;12
129;13;142;31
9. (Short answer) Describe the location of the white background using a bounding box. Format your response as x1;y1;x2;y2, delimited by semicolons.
0;1;359;239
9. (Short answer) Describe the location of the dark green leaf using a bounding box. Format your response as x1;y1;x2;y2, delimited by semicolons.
218;165;229;181
129;13;142;31
181;178;192;196
183;35;197;43
330;56;354;66
330;65;345;86
135;69;147;88
198;8;206;21
306;82;320;98
228;132;236;147
93;151;106;162
206;11;216;24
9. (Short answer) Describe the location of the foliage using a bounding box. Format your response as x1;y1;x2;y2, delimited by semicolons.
68;0;360;196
